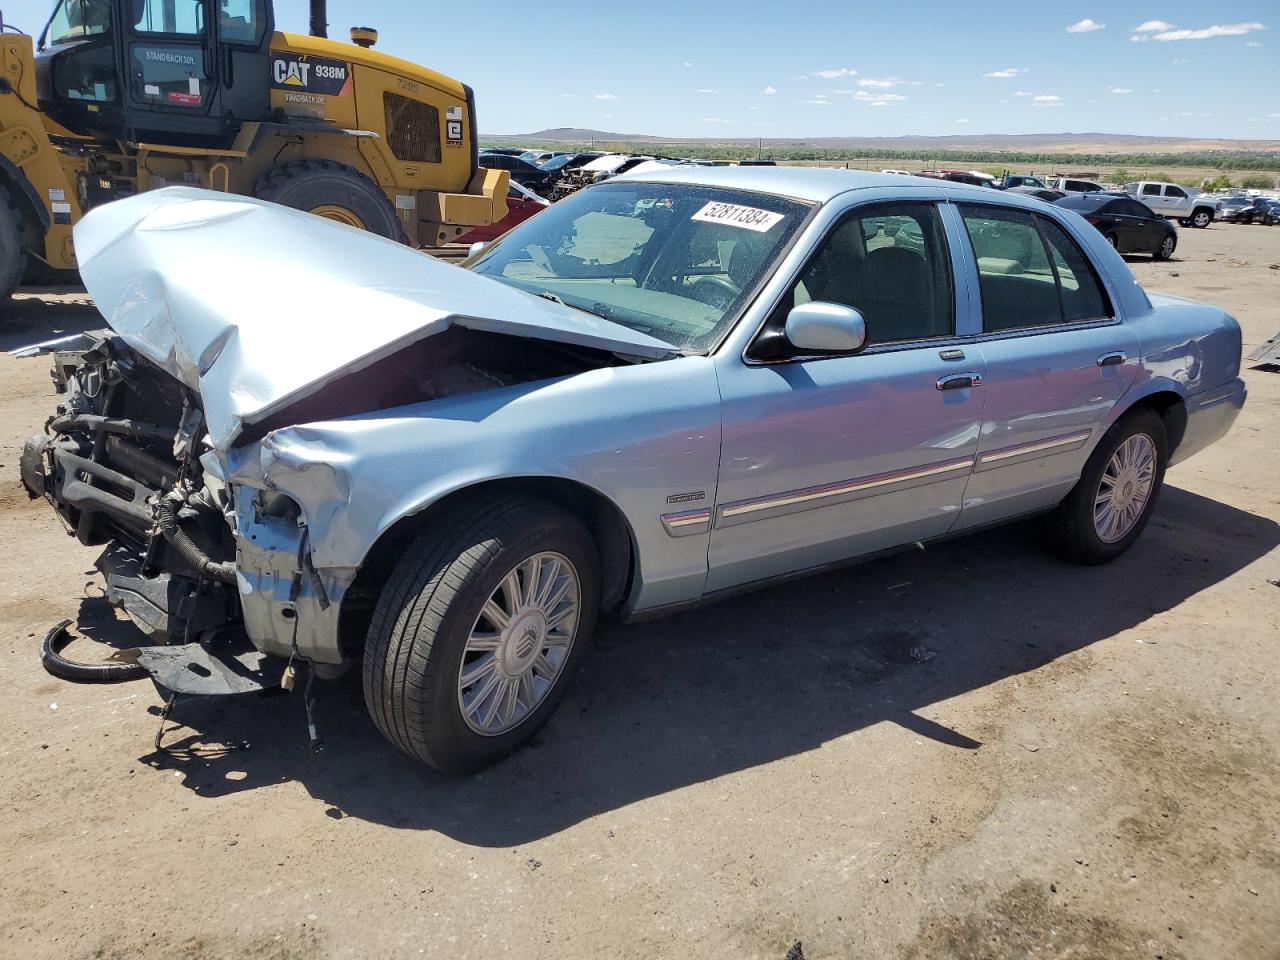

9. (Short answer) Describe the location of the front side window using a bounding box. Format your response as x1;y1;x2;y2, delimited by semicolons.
468;182;811;353
131;0;203;33
776;202;954;346
132;44;207;106
45;0;111;45
1164;186;1187;199
959;205;1109;331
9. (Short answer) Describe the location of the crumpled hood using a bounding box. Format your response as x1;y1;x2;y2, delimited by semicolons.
74;187;677;449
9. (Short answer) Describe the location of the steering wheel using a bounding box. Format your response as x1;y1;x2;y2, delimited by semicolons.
689;276;739;311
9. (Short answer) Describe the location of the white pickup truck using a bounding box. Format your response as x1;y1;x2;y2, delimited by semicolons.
1124;181;1220;228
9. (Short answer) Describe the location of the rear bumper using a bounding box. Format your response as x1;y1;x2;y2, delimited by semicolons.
1170;378;1246;467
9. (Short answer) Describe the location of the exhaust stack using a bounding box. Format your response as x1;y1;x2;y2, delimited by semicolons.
310;0;327;38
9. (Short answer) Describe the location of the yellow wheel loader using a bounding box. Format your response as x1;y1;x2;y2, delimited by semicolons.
0;0;508;299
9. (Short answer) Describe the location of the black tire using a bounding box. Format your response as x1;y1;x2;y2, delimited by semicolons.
0;185;28;303
363;494;600;773
1190;209;1212;229
1154;233;1176;261
1104;232;1119;250
1178;218;1191;228
252;159;405;243
1045;409;1168;565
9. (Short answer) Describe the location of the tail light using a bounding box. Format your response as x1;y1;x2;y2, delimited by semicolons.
1085;217;1101;224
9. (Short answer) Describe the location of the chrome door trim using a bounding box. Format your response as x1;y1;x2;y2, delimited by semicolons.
975;430;1093;471
660;508;712;538
937;372;983;390
716;455;975;528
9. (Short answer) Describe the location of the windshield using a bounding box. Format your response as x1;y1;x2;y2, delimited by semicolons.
466;182;812;353
44;0;111;44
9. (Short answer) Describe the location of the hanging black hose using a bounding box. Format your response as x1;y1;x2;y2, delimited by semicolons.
155;496;237;584
41;619;149;683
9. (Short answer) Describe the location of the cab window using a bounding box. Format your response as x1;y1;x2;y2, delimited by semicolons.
132;0;203;34
45;0;111;45
217;0;265;43
1141;183;1161;197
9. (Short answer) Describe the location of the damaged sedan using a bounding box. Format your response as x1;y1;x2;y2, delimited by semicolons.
21;169;1246;772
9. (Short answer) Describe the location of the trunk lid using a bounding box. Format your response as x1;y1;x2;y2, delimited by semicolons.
74;187;678;449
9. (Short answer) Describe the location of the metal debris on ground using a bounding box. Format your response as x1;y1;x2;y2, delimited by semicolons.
909;646;937;663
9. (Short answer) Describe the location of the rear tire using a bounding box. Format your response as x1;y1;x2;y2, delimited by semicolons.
0;185;28;304
1045;409;1167;565
362;494;599;773
253;159;406;243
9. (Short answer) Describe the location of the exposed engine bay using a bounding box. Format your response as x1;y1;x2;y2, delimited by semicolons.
20;327;626;694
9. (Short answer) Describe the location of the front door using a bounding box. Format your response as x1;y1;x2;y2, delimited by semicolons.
707;200;985;593
949;203;1140;531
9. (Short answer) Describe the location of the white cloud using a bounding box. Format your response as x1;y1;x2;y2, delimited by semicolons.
696;88;717;94
594;93;619;100
762;85;777;95
1269;113;1280;118
700;117;731;123
984;67;1026;78
812;67;856;79
1033;94;1064;107
854;91;907;103
681;61;692;67
1066;18;1105;33
934;82;946;87
1172;58;1189;63
870;102;890;108
857;77;921;88
1131;21;1265;42
1014;90;1033;97
956;118;970;123
1109;87;1133;94
1179;111;1193;116
797;98;831;105
1133;20;1175;32
560;93;576;98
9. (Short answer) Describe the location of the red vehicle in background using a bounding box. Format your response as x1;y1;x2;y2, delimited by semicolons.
458;182;551;244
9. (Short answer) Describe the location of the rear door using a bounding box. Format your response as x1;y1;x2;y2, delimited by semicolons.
1139;182;1167;216
952;204;1139;530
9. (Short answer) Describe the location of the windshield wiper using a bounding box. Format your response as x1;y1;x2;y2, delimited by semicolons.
535;290;610;322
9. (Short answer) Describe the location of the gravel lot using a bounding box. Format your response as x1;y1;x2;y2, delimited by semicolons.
1;222;1277;960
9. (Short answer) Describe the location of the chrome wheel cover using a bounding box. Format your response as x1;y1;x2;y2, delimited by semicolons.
458;551;580;736
1094;434;1157;543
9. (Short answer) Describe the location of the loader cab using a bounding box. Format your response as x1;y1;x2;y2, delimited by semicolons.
35;0;275;147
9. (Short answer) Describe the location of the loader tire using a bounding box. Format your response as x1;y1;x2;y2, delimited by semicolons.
0;185;28;304
252;159;406;243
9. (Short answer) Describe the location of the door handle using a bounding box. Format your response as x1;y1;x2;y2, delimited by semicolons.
937;372;983;391
1096;352;1127;367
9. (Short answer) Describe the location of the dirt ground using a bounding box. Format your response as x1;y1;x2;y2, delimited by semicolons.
0;222;1277;960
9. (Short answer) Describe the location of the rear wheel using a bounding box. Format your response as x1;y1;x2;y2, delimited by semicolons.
0;186;28;304
1045;409;1167;565
1154;233;1176;260
1190;209;1212;228
1104;232;1119;250
362;494;599;773
253;159;405;242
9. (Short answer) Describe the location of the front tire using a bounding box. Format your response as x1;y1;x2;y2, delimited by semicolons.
0;186;28;304
1045;410;1168;565
1191;210;1212;229
1154;233;1176;260
253;159;406;243
363;494;599;773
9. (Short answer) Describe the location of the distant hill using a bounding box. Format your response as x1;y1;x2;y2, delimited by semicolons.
484;129;1280;155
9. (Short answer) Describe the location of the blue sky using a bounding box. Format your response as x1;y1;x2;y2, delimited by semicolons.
5;0;1277;139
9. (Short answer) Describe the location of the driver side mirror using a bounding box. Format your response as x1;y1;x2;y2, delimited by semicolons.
784;302;868;354
467;241;488;258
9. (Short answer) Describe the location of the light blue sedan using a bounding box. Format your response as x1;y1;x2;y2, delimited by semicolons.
31;170;1246;771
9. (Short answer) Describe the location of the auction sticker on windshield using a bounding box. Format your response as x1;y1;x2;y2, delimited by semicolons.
691;201;785;233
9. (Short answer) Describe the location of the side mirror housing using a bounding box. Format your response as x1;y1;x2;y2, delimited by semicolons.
467;241;488;258
784;302;868;354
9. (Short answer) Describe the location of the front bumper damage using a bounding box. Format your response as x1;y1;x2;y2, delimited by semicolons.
17;332;346;698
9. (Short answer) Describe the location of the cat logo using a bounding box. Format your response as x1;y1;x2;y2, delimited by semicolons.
270;54;351;97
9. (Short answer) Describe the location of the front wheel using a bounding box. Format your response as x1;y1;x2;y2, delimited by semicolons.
1191;210;1212;228
1104;232;1119;250
1044;410;1168;565
363;494;599;773
1154;233;1176;260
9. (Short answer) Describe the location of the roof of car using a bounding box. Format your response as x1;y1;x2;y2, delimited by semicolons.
618;165;1012;204
1054;193;1116;210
